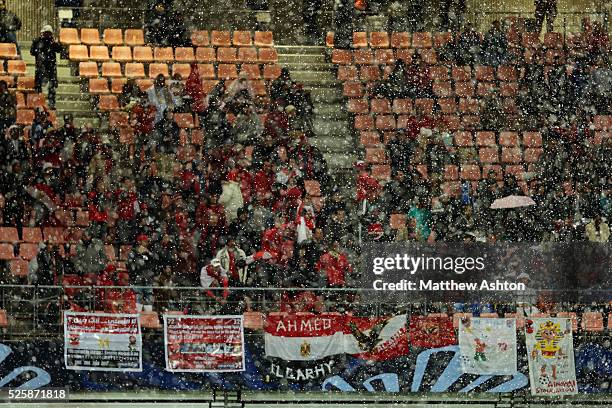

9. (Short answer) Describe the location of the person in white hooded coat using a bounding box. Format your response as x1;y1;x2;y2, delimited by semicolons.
219;170;244;222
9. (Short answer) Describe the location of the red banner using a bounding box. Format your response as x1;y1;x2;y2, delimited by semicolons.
409;316;456;348
164;315;245;372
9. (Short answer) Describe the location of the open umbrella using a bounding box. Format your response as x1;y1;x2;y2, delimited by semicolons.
490;195;536;209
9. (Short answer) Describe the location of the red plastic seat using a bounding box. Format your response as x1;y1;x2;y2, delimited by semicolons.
476;131;496;146
112;46;132;62
18;243;38;260
262;64;281;80
522;32;540;48
452;66;472;81
392;99;412;114
433;81;453;98
479;147;499;163
16;77;35;90
10;259;29;276
43;227;66;244
524;148;543;163
365;147;387;163
343;81;363;98
497;65;517;81
454;131;473;146
109;111;129;128
348;99;369;114
0;243;14;259
501;147;523;163
370;98;391;114
444;165;459;180
103;28;123;46
390;32;410;49
522;132;542;147
353;49;373;64
374;49;394;65
454;81;474;97
80;28;101;45
352;32;367;48
375;115;395;130
460;165;481;180
499;131;519;146
79;61;99;77
354;115;374;130
338;66;358;81
459;98;479;114
254;31;273;47
191;30;209;47
232;31;252;46
125;29;145;46
370;32;389;48
101;62;122;77
174;113;195;129
438;98;457;114
0;227;18;242
211;30;231;46
59;28;79;45
360;66;380;82
475;66;495;81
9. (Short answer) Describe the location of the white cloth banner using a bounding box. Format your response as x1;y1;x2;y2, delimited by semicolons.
64;312;142;372
458;317;517;375
526;318;577;396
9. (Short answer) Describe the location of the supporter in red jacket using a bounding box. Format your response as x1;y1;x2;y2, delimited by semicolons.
200;258;229;303
114;177;139;244
315;240;353;287
355;161;381;202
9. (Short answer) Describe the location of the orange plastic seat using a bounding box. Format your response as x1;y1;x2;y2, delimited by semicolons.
16;77;34;91
444;164;459;180
22;227;42;242
111;78;127;93
111;46;132;62
148;63;169;78
196;47;216;62
338;66;358;81
119;126;135;144
460;165;481;180
109;111;129;128
365;147;387;163
522;132;542;147
521;32;540;48
101;62;122;77
154;47;174;62
133;46;153;62
240;64;261;79
497;65;517;81
477;81;496;96
433;81;453;98
479;147;499;163
0;243;14;259
331;49;352;65
19;243;38;260
371;164;391;181
500;82;518;97
452;66;472;81
501;147;523;163
369;32;389;48
6;59;25;75
89;78;110;94
454;81;474;97
211;30;231;46
325;32;334;47
594;115;612;130
262;64;281;80
499;131;519;146
15;91;25;108
232;31;252;46
581;312;604;332
523;148;543;163
98;94;119;111
348;99;369;114
172;63;191;79
359;131;380;146
390;32;410;48
354;114;374;130
459;98;479;114
0;227;18;242
10;259;29;277
375;115;395;130
80;28;101;45
352;32;367;48
343;81;363;98
217;47;237;63
429;66;449;81
125;29;145;46
43;227;66;244
412;32;432;48
476;131;496;146
191;30;209;46
392;99;412;114
475;65;495;81
353;49;373;64
59;28;79;45
174;47;195;62
201;80;218;93
69;45;88;61
103;28;123;45
136;78;154;91
254;31;273;47
197;64;216;79
174;113;195;129
360;66;380;82
434;32;453;48
26;93;46;108
89;45;110;61
258;48;278;63
370;98;391;114
217;64;238;79
125;62;146;78
237;47;258;62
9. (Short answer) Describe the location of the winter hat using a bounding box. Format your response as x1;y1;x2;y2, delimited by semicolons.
211;259;221;267
226;170;240;182
136;234;149;243
367;223;384;234
41;25;53;34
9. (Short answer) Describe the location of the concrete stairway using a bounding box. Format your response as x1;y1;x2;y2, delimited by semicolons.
276;45;357;180
20;43;100;128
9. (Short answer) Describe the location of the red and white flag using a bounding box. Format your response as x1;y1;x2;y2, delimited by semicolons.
344;315;408;361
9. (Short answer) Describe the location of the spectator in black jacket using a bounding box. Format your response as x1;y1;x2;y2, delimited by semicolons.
0;80;15;134
0;0;21;46
128;234;156;311
30;25;63;109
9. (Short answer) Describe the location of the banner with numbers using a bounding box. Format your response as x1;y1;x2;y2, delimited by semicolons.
526;318;577;396
64;312;142;372
458;317;517;375
164;315;245;372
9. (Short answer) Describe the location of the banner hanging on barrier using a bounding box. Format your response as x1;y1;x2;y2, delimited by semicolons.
164;315;245;372
458;317;517;375
64;312;142;372
526;318;577;396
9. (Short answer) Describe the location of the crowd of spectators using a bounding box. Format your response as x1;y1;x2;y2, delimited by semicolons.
0;0;609;321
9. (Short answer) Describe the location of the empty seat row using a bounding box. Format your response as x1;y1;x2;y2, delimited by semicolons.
0;59;26;75
0;43;18;59
342;80;518;99
69;45;278;63
350;96;518;116
0;75;34;90
60;28;274;48
339;64;519;82
82;61;281;81
15;92;46;109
